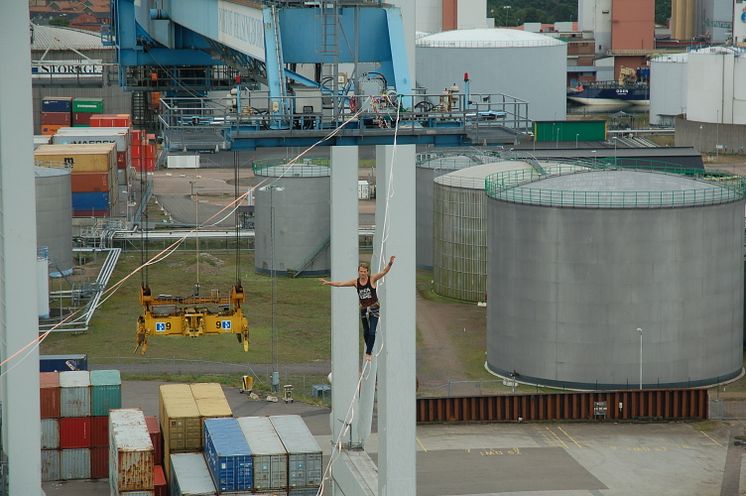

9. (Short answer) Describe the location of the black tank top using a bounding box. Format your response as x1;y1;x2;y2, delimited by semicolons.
356;278;378;308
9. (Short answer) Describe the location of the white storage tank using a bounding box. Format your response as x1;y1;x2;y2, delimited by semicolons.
686;47;746;125
416;29;567;121
35;167;73;277
650;53;688;126
253;160;330;276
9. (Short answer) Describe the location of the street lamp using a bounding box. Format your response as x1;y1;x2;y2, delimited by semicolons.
575;133;579;148
502;5;512;27
612;137;619;166
637;327;643;390
591;150;597;167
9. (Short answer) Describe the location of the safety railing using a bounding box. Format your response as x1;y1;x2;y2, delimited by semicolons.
485;165;746;208
252;158;330;178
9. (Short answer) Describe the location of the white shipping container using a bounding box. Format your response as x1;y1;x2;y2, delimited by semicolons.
269;416;322;488
236;416;288;491
110;408;155;492
61;448;90;480
53;127;130;151
357;180;370;200
170;453;218;496
59;370;90;388
41;449;60;482
166;155;200;169
41;419;59;449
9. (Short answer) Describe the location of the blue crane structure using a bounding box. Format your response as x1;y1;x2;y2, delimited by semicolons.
112;0;530;149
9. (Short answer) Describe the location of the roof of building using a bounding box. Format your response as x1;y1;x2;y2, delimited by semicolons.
417;28;565;49
31;23;107;51
651;53;688;63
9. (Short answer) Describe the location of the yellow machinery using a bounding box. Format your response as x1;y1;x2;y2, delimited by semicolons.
135;283;249;354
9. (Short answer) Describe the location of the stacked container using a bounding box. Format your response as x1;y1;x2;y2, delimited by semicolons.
53;127;131;170
270;416;322;494
91;113;131;128
34;143;117;217
110;408;155;494
90;370;122;479
169;452;218;496
237;417;288;493
72;97;104;127
41;97;72;135
159;384;202;479
189;383;232;423
41;372;61;481
203;418;253;493
145;416;163;467
154;465;168;496
59;371;91;480
40;353;88;372
130;129;157;173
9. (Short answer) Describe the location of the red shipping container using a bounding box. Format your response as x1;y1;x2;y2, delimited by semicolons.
59;417;91;448
73;112;93;127
91;114;131;128
40;372;61;419
71;172;109;193
145;416;162;464
41;111;71;126
154;465;167;496
117;151;127;169
90;446;109;479
131;144;142;159
40;124;64;136
144;144;155;159
73;209;109;218
131;129;143;145
143;157;155;172
90;416;108;447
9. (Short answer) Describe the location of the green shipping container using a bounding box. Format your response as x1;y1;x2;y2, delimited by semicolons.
90;369;122;416
533;120;607;143
72;98;104;113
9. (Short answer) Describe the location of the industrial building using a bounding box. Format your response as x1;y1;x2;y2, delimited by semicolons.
416;29;567;121
650;53;688;127
415;0;490;34
670;0;733;44
485;166;745;389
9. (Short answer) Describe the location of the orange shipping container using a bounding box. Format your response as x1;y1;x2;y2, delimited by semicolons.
90;114;131;128
71;172;109;193
35;143;116;172
40;372;60;419
41;124;64;136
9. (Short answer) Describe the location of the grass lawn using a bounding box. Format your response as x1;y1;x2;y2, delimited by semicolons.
41;251;332;365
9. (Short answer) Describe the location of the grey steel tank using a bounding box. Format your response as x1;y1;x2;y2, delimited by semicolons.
254;160;330;276
416;150;498;269
485;166;745;389
35;167;73;277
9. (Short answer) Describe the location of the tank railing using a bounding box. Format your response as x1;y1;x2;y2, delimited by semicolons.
416;39;564;49
252;159;330;178
416;149;503;170
485;165;746;208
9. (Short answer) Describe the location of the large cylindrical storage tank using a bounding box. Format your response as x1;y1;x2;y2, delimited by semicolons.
485;167;745;389
432;160;535;301
650;53;688;126
35;167;73;277
253;161;330;276
416;151;497;269
416;29;567;121
686;47;746;125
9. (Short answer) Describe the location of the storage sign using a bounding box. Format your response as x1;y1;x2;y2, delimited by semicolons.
217;0;265;61
32;60;104;80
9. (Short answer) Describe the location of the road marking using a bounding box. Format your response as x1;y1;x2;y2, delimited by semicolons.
700;431;723;448
545;426;569;449
557;425;584;449
416;436;428;452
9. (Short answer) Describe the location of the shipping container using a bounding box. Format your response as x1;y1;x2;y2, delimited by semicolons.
34;143;116;172
119;492;155;496
42;96;73;113
190;383;232;419
41;111;72;126
90;416;109;447
532;120;607;143
118;151;129;169
169;453;217;496
288;489;319;496
59;417;91;449
90;369;122;416
72;97;104;113
90;445;108;479
269;416;322;488
72;208;110;218
203;418;253;492
73;112;93;127
59;371;90;417
236;417;288;492
154;465;167;496
61;448;91;480
40;372;61;418
34;135;52;148
72;191;110;211
90;113;131;128
110;409;155;492
159;384;201;452
53;127;130;151
145;416;163;465
71;172;110;193
41;124;64;136
41;449;60;482
41;419;60;449
40;354;88;372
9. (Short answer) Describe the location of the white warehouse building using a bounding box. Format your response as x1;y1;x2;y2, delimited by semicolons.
416;29;567;121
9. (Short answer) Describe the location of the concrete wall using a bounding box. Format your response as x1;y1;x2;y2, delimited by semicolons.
486;198;744;389
611;0;654;50
675;115;746;154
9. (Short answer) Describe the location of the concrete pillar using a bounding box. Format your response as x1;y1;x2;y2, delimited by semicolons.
374;145;417;496
0;2;42;494
329;146;362;450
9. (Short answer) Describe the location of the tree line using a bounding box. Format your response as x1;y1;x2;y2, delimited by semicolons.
486;0;671;27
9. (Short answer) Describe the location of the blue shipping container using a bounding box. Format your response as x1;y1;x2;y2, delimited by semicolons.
72;192;109;211
42;97;73;113
203;418;253;493
40;354;88;372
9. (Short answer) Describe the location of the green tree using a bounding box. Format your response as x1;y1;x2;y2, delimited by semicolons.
487;0;670;27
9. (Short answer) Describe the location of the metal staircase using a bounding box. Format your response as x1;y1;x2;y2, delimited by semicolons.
287;236;331;278
319;1;341;121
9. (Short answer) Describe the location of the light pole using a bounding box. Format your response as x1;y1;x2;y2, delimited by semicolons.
637;327;643;390
260;184;284;393
575;133;579;148
612;137;618;166
591;150;597;167
502;5;512;27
